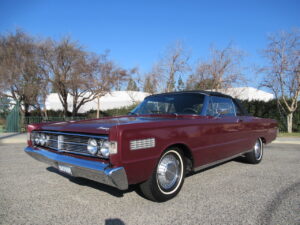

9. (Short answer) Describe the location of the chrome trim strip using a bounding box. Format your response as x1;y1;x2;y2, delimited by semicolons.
24;146;128;190
44;147;101;158
52;141;89;146
193;149;252;172
34;130;108;139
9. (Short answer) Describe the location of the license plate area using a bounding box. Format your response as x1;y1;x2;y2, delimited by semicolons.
58;164;72;175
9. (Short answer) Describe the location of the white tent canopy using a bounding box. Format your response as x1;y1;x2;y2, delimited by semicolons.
45;91;150;113
214;87;274;102
45;87;274;113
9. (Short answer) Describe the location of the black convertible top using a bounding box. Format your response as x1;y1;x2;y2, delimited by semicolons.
149;90;232;99
147;90;249;115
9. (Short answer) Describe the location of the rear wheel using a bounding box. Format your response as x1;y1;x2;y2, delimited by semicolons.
245;138;263;164
139;147;186;202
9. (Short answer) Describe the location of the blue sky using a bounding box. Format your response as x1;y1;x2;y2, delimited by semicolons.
0;0;299;88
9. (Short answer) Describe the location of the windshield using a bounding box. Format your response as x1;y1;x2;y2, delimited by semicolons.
131;93;205;115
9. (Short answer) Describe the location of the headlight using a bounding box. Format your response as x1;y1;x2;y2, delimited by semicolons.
34;133;41;145
30;133;35;144
87;138;98;155
98;140;117;158
99;141;110;158
40;133;47;146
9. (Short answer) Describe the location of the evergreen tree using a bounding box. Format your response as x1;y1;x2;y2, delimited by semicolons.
126;78;139;91
143;76;156;94
176;76;185;91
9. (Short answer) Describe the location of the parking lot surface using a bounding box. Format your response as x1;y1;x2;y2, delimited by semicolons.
0;142;299;225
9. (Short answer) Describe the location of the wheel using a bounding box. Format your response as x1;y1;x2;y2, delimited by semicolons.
139;147;186;202
245;138;263;164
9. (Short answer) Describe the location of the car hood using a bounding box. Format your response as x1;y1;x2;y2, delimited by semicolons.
39;115;179;134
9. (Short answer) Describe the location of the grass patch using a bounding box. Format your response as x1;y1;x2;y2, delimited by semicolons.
278;132;300;137
0;125;4;133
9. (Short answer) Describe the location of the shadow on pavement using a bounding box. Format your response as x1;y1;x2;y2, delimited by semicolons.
46;166;137;198
186;156;246;177
105;218;126;225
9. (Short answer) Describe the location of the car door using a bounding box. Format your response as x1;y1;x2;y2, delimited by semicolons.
201;96;244;163
232;100;257;151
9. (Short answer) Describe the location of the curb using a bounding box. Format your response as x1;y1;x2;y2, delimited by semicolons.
0;133;27;145
272;141;300;145
272;137;300;145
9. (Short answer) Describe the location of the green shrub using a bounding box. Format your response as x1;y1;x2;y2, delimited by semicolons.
7;100;300;133
85;103;139;118
240;100;300;132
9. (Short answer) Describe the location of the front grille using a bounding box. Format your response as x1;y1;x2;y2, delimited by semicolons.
32;131;108;157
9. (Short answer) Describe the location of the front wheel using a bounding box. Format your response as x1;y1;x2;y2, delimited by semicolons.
139;147;186;202
245;138;263;164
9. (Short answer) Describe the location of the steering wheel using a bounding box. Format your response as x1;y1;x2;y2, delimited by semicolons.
182;108;198;114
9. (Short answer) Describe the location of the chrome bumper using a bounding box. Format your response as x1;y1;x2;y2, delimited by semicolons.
24;146;128;190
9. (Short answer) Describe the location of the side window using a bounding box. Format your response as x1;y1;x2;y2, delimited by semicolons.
233;101;242;116
207;96;236;117
232;99;247;116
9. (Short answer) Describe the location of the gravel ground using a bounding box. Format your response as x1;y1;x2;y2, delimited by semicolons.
0;142;299;225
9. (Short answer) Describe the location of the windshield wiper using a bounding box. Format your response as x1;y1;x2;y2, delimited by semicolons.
150;111;179;116
128;112;139;116
150;110;163;114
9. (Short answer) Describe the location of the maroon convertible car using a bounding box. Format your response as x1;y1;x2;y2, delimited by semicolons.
25;91;277;202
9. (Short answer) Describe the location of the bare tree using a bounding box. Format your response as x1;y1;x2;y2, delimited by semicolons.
143;64;163;94
151;42;190;93
39;38;125;117
69;53;102;117
92;54;129;118
186;44;246;91
125;68;145;105
0;30;45;116
39;38;79;117
260;29;300;133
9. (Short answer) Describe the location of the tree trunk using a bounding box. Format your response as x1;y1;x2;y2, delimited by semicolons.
61;92;69;118
72;103;77;117
72;96;78;117
63;103;68;118
44;108;48;119
72;109;76;117
24;103;30;117
287;113;293;133
43;98;48;119
96;96;100;119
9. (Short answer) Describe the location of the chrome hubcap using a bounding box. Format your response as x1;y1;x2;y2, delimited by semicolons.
157;153;181;190
254;140;262;160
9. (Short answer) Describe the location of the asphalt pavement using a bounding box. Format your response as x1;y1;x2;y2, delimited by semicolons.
0;141;299;225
